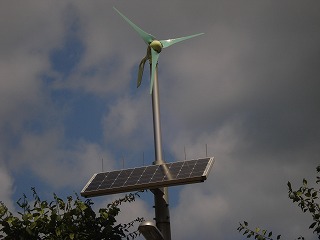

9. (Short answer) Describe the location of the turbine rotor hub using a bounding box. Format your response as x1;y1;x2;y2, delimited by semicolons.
150;40;162;53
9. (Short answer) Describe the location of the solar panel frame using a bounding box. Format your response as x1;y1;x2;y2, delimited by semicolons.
81;157;214;198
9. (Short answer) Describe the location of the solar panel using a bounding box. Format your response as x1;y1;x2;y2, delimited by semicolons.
81;157;214;198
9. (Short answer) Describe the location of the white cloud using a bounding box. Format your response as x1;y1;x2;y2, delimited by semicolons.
166;114;319;239
116;196;153;227
0;1;71;209
10;128;115;189
172;188;229;239
0;2;72;144
102;94;153;153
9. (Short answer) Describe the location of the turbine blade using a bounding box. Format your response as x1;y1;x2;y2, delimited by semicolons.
113;7;155;44
137;53;149;88
160;33;204;48
150;48;160;94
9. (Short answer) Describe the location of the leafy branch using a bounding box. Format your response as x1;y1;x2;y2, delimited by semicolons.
288;166;320;236
237;221;281;240
238;165;320;239
0;188;145;239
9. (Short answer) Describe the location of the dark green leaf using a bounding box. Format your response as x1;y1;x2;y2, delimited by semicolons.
289;193;295;199
303;178;307;186
309;221;317;229
312;191;317;198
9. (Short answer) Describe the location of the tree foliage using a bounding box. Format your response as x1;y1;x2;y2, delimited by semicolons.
237;221;281;240
237;165;320;239
0;188;144;240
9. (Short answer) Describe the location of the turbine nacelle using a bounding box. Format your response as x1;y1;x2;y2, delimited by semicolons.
150;40;163;53
114;7;203;94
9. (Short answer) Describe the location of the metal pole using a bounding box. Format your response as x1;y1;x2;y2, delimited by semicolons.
151;64;171;240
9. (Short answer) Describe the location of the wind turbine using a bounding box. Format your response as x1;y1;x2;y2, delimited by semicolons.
113;7;204;94
114;7;204;240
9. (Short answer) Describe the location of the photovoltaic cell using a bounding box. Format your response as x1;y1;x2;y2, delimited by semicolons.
81;157;214;197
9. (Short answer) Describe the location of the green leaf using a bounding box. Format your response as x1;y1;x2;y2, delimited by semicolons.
22;213;32;221
55;227;61;236
289;193;295;199
77;201;87;211
303;178;307;186
30;222;37;230
277;234;281;239
0;204;8;217
101;211;109;219
309;221;317;229
26;226;33;235
287;181;292;191
315;226;320;233
41;201;48;209
244;221;248;226
268;231;272;237
69;233;75;239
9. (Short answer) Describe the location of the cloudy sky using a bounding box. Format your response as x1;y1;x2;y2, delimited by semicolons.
1;1;320;239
